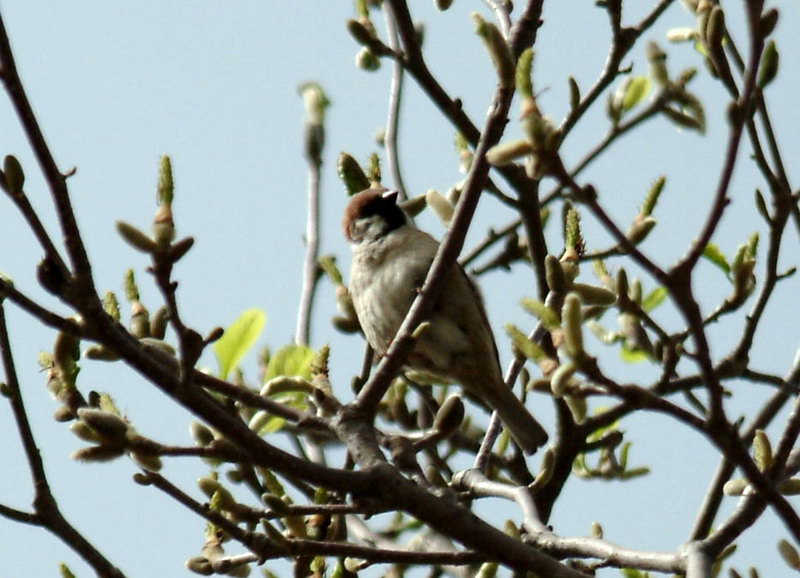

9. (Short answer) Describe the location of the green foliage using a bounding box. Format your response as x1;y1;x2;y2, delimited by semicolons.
505;323;546;361
702;243;731;275
520;297;560;330
642;287;667;312
263;344;316;382
622;76;651;111
213;309;267;380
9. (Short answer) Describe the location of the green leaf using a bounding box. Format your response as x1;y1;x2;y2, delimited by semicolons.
256;415;287;435
642;287;667;312
504;323;545;362
702;243;730;276
318;255;343;286
520;297;560;329
620;344;650;364
622;76;651;111
264;344;316;382
213;309;267;380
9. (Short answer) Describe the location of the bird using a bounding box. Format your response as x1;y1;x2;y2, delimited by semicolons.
343;188;548;453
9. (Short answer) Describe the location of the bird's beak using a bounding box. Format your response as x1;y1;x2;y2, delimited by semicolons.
382;190;399;205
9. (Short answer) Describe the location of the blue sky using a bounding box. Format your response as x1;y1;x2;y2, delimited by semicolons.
1;2;799;576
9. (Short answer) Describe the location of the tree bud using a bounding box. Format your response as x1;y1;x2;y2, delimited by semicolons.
561;293;584;359
116;221;157;253
2;155;25;194
486;139;533;166
337;153;370;195
571;283;617;307
356;47;381;70
77;408;129;446
472;13;514;89
758;40;779;88
779;539;800;570
550;362;576;397
433;394;465;437
83;345;120;361
71;445;125;463
545;254;567;293
130;452;163;472
425;189;453;226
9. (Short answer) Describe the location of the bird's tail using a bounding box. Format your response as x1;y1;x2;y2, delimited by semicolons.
486;384;548;454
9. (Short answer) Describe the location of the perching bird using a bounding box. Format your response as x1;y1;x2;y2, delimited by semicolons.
343;188;548;453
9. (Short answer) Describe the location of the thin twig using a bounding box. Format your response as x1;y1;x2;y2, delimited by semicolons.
0;303;126;577
382;3;408;201
0;11;94;287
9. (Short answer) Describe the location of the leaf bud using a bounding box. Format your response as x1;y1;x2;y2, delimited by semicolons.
666;27;698;43
139;337;177;356
356;47;381;71
346;18;376;46
69;421;101;443
754;429;773;471
425;189;453;226
53;405;74;422
2;155;25;194
561;293;584;359
432;394;465;437
77;408;129;446
568;77;581;111
758;40;779;88
550;362;576;397
103;291;121;321
760;8;779;37
72;445;125;463
778;478;800;495
116;221;157;253
152;204;176;249
516;48;534;100
150;306;170;340
191;421;215;446
332;315;360;333
472;13;514;89
571;283;617;307
168;236;195;263
564;394;587;424
615;268;629;299
337;153;370;196
54;329;80;366
399;194;427;217
704;6;726;53
647;41;669;85
198;475;224;499
779;539;800;570
722;478;748;496
261;375;315;396
626;216;657;245
486;139;533;166
248;410;273;433
83;345;120;361
544;254;566;294
157;155;174;205
185;556;214;575
529;448;554;492
129;451;163;472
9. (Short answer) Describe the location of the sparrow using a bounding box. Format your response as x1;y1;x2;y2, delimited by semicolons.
343;188;548;453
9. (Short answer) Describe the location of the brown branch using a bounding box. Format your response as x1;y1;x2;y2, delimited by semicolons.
0;303;126;577
0;11;94;287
